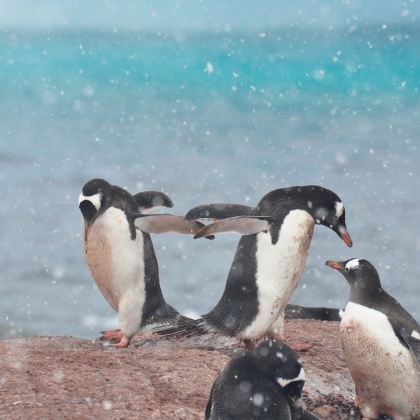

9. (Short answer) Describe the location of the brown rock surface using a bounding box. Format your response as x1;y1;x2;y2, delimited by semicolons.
0;320;360;419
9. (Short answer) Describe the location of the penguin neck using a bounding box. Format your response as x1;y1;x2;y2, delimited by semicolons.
268;207;314;245
257;191;313;218
348;280;385;306
271;201;314;223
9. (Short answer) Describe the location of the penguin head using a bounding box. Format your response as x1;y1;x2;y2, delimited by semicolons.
251;340;305;403
326;258;382;292
302;186;352;247
79;178;112;225
259;186;352;247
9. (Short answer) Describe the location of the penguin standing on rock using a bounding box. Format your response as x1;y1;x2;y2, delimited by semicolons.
79;178;211;348
157;186;352;349
326;258;420;420
206;340;319;419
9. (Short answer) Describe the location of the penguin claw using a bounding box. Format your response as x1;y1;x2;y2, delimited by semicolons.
110;342;129;348
110;335;131;348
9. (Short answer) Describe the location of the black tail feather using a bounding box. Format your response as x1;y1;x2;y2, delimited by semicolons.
285;304;340;321
155;304;340;339
143;304;192;326
155;317;209;338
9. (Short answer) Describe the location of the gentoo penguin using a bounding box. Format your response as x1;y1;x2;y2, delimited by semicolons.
157;186;352;348
206;340;319;420
79;178;211;348
326;258;420;420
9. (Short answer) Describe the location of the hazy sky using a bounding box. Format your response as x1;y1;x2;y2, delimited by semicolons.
0;0;419;31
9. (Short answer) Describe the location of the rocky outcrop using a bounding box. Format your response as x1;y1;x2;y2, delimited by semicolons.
0;320;359;419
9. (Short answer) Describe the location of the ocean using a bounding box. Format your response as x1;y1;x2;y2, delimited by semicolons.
0;26;419;338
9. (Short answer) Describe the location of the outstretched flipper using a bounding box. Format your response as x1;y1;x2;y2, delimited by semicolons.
185;203;255;221
193;215;273;240
132;213;214;239
133;191;173;210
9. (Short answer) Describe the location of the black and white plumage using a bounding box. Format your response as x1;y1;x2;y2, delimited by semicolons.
205;340;319;420
326;258;420;420
157;186;352;345
78;178;209;347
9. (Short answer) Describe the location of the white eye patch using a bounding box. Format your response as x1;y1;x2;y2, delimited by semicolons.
276;367;305;387
335;201;344;218
79;192;102;211
345;259;360;270
411;330;420;340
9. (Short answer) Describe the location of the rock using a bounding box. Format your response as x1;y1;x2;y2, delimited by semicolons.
0;320;360;419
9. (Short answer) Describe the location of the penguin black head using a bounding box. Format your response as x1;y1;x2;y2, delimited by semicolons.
302;186;352;247
326;258;383;294
251;340;305;402
79;178;112;226
259;186;352;247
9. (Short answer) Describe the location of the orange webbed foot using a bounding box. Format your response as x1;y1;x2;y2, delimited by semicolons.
99;329;123;341
110;334;131;348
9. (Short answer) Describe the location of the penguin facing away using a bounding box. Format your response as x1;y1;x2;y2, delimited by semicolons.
157;186;352;348
326;258;420;420
206;340;319;420
79;178;211;347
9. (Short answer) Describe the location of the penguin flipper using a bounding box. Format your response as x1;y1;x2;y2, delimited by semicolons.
396;325;420;367
193;216;272;239
132;213;214;239
133;191;173;210
185;204;255;221
204;383;215;420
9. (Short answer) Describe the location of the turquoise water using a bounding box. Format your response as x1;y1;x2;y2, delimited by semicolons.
0;27;419;338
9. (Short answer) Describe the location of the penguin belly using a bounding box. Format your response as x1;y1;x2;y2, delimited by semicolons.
85;208;146;333
240;210;314;339
340;302;420;420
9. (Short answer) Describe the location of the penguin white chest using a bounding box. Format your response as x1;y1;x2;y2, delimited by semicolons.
84;207;145;312
340;302;420;420
241;210;314;338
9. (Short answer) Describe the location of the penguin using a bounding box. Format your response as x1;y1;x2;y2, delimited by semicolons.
157;186;352;348
325;258;420;420
79;178;211;348
205;340;319;420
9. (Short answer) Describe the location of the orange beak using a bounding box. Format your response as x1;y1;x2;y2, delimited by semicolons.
325;260;344;271
339;229;353;247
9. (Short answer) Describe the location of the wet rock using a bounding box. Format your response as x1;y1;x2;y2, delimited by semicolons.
0;320;359;419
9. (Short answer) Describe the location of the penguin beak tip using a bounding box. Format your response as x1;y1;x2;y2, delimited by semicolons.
340;230;353;247
325;260;344;271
